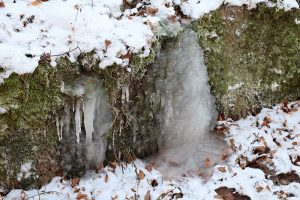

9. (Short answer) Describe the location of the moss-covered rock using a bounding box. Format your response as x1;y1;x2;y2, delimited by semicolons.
0;56;80;190
192;4;300;118
0;47;160;188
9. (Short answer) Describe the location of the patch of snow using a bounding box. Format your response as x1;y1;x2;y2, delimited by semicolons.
271;82;280;91
1;0;298;83
17;161;33;182
228;82;244;91
7;101;300;200
0;107;7;114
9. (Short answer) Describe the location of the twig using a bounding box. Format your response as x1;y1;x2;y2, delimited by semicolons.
26;191;68;200
50;46;79;57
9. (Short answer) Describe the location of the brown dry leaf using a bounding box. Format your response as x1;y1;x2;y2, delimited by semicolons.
146;7;159;16
218;167;226;173
167;15;177;22
104;174;109;183
256;185;264;193
137;170;145;180
105;39;112;50
131;188;136;192
31;0;42;6
121;51;132;60
204;157;211;168
144;191;150;200
216;123;230;135
261;116;272;127
253;146;269;155
292;141;298;146
289;107;298;113
71;177;80;187
109;161;117;170
74;188;80;193
0;1;5;8
76;193;88;200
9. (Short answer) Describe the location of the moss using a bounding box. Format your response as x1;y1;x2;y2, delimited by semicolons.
192;4;300;118
0;57;79;189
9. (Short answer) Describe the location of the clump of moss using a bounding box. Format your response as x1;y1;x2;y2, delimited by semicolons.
192;4;300;118
0;56;79;189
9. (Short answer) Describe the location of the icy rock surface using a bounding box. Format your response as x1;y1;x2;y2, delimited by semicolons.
152;29;226;176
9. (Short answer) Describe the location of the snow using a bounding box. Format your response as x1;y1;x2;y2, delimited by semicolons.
0;107;7;114
0;0;299;83
0;0;154;83
6;101;300;200
17;161;33;182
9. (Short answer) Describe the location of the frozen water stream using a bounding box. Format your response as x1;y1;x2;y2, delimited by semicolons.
56;29;226;178
150;29;226;177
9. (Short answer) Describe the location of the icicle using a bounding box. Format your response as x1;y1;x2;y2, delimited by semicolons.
83;92;97;144
75;100;82;144
59;118;64;140
64;104;70;137
56;116;62;141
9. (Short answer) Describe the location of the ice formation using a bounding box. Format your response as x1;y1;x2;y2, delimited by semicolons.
152;29;226;176
59;76;112;173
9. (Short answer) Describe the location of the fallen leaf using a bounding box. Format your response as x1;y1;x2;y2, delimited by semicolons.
256;185;264;193
108;161;117;170
146;7;159;16
131;188;136;192
151;179;158;187
74;188;80;193
218;167;226;173
144;191;150;200
137;170;145;180
261;116;272;126
76;193;88;200
0;1;5;8
253;146;270;155
105;40;112;50
31;0;41;6
71;177;80;187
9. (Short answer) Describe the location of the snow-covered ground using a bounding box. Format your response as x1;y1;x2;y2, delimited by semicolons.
5;101;300;200
0;0;299;83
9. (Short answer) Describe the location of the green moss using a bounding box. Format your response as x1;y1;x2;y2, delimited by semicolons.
192;4;300;117
0;57;79;189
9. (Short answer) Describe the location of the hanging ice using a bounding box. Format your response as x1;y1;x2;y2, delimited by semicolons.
60;76;112;173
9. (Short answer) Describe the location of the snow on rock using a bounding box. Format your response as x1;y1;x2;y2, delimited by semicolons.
0;0;154;83
5;101;300;200
0;0;299;83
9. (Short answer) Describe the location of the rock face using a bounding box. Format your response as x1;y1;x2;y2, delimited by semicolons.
192;4;300;118
0;4;299;190
0;57;79;190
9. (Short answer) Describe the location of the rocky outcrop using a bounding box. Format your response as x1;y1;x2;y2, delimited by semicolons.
192;4;300;118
